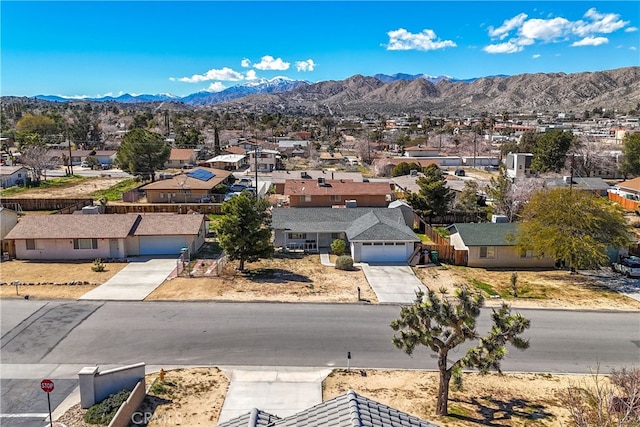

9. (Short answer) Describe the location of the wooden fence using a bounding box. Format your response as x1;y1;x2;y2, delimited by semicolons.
609;192;639;212
1;198;93;211
105;203;223;215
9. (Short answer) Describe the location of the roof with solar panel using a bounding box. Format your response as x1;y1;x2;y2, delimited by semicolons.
140;167;231;190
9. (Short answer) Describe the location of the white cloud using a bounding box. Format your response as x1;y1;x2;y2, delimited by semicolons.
532;54;541;59
625;27;638;33
295;59;316;72
520;17;571;41
385;28;456;51
253;55;290;70
241;58;251;68
484;8;633;54
483;41;523;54
244;70;258;80
177;67;244;83
630;46;638;51
571;36;609;47
488;13;528;40
206;82;226;92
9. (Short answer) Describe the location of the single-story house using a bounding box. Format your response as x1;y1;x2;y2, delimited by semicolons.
447;222;555;268
5;213;207;260
544;176;611;196
271;170;364;194
284;178;393;208
0;207;20;256
404;145;440;157
0;165;29;188
140;167;232;203
272;207;420;263
204;154;247;170
70;150;117;167
165;148;198;169
217;389;438;427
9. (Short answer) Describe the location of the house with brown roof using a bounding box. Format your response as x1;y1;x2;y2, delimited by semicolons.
404;145;440;157
140;167;232;203
271;170;364;194
5;213;207;260
165;148;198;169
284;178;393;208
0;165;29;188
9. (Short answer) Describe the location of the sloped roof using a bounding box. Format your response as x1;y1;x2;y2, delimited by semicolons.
169;148;196;161
272;208;418;242
617;177;640;192
284;179;391;197
140;167;231;191
5;214;140;239
220;390;438;427
271;170;364;184
0;165;29;176
5;213;205;239
544;177;611;191
225;146;248;155
218;408;281;427
448;222;518;246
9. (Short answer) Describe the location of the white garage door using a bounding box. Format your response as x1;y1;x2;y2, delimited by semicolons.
139;236;188;255
361;243;408;263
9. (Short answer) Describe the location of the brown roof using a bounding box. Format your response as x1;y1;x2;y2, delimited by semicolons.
169;148;196;161
141;167;231;191
405;145;440;151
284;179;392;196
5;214;139;239
618;177;640;191
0;165;29;176
131;213;205;236
224;146;247;155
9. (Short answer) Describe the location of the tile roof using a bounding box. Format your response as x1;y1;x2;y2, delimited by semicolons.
448;222;519;246
140;167;231;190
284;180;392;197
5;214;140;239
272;208;419;242
221;390;438;427
217;408;281;427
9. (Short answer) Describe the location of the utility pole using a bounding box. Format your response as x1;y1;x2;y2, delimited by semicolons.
67;123;73;176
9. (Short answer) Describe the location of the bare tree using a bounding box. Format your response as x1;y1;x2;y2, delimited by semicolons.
20;143;52;184
571;136;617;177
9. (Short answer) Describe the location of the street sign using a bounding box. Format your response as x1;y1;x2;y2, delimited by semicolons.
40;379;54;393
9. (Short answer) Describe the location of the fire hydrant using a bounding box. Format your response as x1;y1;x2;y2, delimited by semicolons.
159;368;166;382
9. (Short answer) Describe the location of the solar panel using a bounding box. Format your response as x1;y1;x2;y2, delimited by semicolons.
187;169;215;181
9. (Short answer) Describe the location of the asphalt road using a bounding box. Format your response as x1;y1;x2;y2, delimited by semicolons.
2;300;638;372
1;300;638;426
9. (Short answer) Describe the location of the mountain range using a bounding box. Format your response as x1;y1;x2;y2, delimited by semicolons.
32;67;640;115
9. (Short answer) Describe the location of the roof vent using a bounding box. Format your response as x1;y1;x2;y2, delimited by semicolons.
317;177;326;186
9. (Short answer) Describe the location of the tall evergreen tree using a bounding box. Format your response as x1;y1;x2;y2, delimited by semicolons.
620;132;640;177
532;130;575;173
406;164;454;224
216;193;273;271
116;128;170;181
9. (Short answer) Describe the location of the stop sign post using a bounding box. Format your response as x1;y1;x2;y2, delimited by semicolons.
41;379;54;425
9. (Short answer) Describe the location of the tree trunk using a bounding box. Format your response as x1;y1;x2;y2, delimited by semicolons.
238;257;245;271
436;352;452;415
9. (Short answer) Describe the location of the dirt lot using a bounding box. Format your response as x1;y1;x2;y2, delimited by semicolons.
146;253;377;303
10;175;129;198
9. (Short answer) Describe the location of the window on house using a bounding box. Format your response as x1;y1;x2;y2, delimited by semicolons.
160;193;165;199
330;195;341;202
74;238;98;250
26;239;36;250
289;233;307;240
520;249;535;258
479;246;495;258
303;195;312;202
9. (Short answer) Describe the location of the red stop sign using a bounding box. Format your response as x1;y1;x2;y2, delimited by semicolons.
40;379;54;393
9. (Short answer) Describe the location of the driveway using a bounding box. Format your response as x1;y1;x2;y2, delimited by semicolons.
360;263;427;304
79;257;177;301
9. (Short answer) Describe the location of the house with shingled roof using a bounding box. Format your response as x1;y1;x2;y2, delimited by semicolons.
284;178;393;208
140;167;232;203
217;389;438;427
165;148;198;169
5;213;207;260
447;222;555;268
272;207;419;263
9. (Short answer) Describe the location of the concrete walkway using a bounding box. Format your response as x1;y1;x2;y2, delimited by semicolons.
217;366;333;423
79;257;177;301
361;263;427;304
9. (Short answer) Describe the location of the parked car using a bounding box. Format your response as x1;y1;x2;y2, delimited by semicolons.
228;183;248;193
454;169;466;177
612;255;640;278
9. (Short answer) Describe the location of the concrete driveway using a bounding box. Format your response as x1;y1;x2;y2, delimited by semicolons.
361;263;427;304
79;257;177;301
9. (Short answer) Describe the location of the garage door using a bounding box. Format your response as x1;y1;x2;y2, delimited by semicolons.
360;243;408;263
139;236;188;255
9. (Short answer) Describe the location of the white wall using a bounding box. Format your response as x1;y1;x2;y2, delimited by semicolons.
14;238;111;260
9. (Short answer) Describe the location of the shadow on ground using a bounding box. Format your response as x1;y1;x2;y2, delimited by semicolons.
244;268;312;283
447;396;553;426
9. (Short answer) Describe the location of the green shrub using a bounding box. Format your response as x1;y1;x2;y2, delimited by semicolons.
330;239;347;256
91;258;105;272
83;390;131;425
335;255;354;271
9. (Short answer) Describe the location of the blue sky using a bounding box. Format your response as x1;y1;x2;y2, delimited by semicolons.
2;1;638;98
